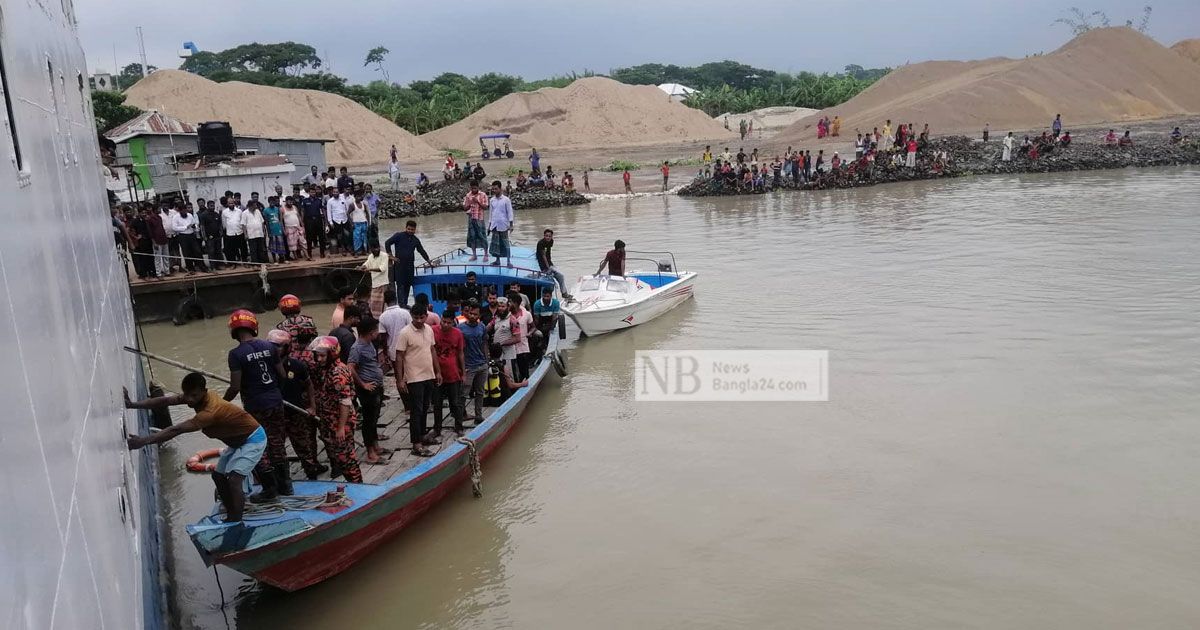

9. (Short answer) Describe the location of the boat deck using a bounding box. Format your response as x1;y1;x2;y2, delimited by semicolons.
284;376;492;485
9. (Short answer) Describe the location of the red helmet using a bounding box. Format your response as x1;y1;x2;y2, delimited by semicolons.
228;309;259;335
278;294;301;312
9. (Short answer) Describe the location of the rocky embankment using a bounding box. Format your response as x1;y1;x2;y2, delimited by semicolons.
377;181;589;218
679;136;1200;196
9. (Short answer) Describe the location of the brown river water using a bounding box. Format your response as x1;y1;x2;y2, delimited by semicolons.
143;167;1200;629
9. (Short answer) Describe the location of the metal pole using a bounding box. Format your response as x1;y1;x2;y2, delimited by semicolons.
121;346;320;420
136;26;148;77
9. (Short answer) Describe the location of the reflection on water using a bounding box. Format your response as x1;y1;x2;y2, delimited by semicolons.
153;168;1200;629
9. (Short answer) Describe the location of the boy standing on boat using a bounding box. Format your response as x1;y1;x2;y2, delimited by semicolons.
394;303;441;456
463;180;489;261
487;181;514;267
125;373;268;522
508;293;534;382
433;309;467;436
348;319;390;464
458;303;489;425
596;240;626;277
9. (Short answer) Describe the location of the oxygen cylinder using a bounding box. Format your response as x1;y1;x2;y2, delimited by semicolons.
486;361;502;399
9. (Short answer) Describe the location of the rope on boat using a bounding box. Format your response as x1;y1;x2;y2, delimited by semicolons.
213;492;348;521
457;437;483;498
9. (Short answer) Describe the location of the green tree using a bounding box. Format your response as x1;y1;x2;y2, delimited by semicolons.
179;42;321;77
364;46;390;82
180;51;226;77
472;72;519;101
116;62;157;90
91;90;142;133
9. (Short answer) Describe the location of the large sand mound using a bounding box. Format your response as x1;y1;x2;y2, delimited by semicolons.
124;70;437;167
421;76;735;151
1172;39;1200;65
774;28;1200;146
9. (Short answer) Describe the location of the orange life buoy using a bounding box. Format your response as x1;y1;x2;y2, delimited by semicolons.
186;448;222;473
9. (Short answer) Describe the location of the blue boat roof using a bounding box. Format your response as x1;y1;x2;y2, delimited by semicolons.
415;246;556;286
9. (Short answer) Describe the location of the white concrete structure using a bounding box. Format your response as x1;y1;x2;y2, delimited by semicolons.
178;155;297;203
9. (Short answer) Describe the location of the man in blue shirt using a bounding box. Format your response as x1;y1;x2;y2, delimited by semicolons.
300;186;326;258
364;183;380;243
384;220;433;306
225;309;293;501
457;302;489;424
531;286;560;357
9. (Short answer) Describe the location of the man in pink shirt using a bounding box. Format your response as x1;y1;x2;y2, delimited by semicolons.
463;180;489;261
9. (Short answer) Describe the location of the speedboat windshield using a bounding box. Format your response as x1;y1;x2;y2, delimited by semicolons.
605;278;632;293
578;278;603;292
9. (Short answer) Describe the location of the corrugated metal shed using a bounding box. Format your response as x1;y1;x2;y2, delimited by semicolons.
104;111;196;144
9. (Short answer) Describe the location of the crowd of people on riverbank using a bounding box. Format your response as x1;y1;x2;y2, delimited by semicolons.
692;118;940;194
116;164;389;280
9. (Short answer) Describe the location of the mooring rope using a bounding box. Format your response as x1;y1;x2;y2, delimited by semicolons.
456;437;483;498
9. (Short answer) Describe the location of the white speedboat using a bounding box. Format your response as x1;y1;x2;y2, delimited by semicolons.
564;253;697;336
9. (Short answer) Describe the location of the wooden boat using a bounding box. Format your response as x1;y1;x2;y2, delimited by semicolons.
187;249;564;591
563;251;697;336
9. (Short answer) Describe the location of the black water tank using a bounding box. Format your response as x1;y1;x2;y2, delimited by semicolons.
197;121;235;156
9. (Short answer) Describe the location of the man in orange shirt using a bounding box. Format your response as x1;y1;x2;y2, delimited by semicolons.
660;161;670;191
622;169;632;194
125;373;269;522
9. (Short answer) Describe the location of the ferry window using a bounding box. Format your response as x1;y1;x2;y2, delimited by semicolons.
578;278;602;292
46;60;54;106
0;39;23;171
430;283;459;302
77;73;85;116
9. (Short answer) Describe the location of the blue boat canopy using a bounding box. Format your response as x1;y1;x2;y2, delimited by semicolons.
479;133;511;140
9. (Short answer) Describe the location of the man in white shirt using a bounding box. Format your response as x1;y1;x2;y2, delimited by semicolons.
358;243;390;318
388;157;401;191
160;205;180;273
488;297;523;380
241;202;267;263
377;287;412;366
486;180;514;267
325;189;350;256
169;201;204;274
221;197;247;263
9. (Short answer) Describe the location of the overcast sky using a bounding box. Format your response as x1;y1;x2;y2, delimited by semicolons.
77;0;1199;83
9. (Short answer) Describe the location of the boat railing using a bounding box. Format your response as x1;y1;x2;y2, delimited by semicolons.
620;257;674;285
625;250;678;272
417;261;552;282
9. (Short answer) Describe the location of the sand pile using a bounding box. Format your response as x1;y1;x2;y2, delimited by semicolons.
1172;39;1200;65
124;70;438;167
774;28;1200;146
716;106;819;134
421;77;735;151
